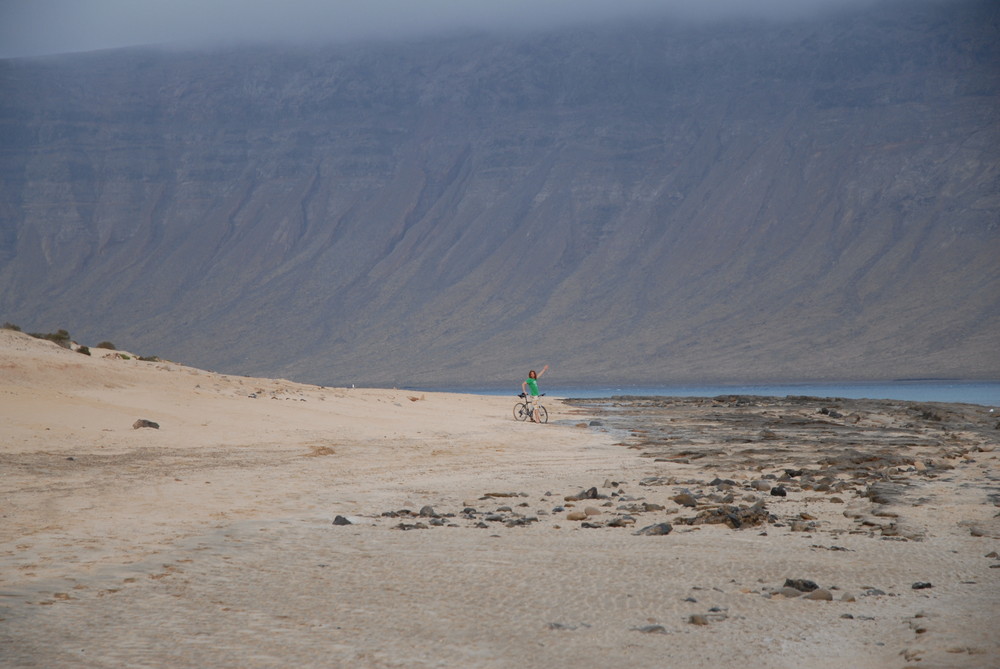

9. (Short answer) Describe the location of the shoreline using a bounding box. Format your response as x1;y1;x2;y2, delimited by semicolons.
425;381;1000;408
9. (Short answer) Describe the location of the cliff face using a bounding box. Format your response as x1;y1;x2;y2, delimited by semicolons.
1;1;998;387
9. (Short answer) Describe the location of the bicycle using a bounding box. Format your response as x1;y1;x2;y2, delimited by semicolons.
513;392;548;423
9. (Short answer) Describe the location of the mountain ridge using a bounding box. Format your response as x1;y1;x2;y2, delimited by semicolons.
1;0;998;387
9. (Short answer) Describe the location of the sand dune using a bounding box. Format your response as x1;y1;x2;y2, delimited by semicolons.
1;328;997;668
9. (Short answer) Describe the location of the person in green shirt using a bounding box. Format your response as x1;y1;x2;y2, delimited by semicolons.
521;364;549;423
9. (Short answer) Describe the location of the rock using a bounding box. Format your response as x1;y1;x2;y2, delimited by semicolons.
912;582;933;589
418;505;438;517
679;500;774;529
841;592;857;602
634;522;673;536
803;589;833;601
546;622;590;631
672;492;699;507
566;487;602;501
633;624;668;634
865;481;906;505
783;578;819;592
132;419;159;429
894;522;928;541
751;480;772;492
770;486;787;497
842;503;868;519
566;511;588;521
688;614;710;625
505;517;539;527
583;506;601;516
331;515;352;525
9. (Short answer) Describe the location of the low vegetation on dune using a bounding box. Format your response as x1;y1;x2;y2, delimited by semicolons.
3;323;159;361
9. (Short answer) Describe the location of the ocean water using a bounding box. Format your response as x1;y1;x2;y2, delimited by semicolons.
435;381;1000;407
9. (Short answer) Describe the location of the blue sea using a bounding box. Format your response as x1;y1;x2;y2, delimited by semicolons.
433;381;1000;407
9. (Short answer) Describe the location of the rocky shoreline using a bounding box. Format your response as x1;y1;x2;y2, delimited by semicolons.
333;395;999;545
562;395;1000;540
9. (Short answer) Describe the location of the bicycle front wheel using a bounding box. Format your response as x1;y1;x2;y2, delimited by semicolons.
536;405;548;423
513;402;529;421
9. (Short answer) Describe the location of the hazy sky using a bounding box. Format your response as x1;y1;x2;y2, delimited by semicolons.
0;0;912;59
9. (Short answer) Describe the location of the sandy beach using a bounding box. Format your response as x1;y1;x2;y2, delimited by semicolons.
1;328;998;668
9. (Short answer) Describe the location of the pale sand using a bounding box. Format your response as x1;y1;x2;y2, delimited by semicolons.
1;328;997;668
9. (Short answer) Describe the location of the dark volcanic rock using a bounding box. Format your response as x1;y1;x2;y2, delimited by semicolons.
634;522;674;536
680;501;775;529
566;487;604;501
784;579;820;592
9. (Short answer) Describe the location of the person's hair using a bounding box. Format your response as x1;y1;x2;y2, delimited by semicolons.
529;370;537;378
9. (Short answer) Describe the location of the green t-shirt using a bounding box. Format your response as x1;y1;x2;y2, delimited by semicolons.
525;377;539;396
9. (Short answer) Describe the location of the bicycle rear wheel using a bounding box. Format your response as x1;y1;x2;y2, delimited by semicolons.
536;405;548;423
513;402;529;421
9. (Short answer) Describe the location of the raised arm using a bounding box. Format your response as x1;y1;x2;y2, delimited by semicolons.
537;364;549;378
